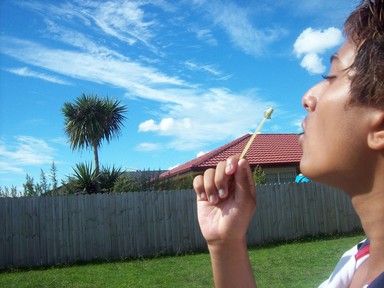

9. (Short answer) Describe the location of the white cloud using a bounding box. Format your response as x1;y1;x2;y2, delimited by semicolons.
196;151;206;157
195;28;218;46
136;142;161;151
0;162;24;174
139;118;192;136
300;53;326;74
193;1;286;57
90;1;156;48
294;27;343;55
138;119;157;132
17;0;168;53
0;136;56;175
44;20;129;60
184;60;222;77
168;163;180;170
293;27;344;74
6;67;72;85
293;118;304;132
138;88;276;150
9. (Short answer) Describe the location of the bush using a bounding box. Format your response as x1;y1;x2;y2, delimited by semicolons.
100;165;122;193
113;173;140;192
65;162;99;194
253;165;266;184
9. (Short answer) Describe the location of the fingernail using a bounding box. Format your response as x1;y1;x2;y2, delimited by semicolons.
200;192;207;200
218;188;225;198
226;161;233;173
209;194;217;203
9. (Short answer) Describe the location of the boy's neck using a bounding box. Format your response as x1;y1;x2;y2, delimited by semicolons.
351;185;384;283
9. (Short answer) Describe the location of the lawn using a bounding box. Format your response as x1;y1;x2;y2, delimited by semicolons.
0;233;365;288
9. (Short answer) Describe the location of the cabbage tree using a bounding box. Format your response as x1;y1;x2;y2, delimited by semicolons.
62;94;127;193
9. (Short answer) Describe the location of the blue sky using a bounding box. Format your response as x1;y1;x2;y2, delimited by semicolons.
0;0;357;190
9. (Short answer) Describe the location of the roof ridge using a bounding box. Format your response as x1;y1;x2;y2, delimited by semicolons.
192;134;250;167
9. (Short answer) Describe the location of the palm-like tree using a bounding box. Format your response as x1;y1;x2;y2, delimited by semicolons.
62;94;127;193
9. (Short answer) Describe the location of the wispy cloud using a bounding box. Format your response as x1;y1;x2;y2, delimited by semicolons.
192;1;287;57
1;37;185;94
86;1;158;50
6;67;72;85
0;162;24;175
288;0;357;20
184;60;229;80
44;20;129;60
293;27;344;74
17;0;170;53
195;28;218;46
136;142;162;151
0;136;56;175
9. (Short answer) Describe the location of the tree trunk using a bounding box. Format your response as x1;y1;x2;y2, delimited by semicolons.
93;143;101;194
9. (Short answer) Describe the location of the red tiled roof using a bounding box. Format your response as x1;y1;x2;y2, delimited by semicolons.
161;133;302;178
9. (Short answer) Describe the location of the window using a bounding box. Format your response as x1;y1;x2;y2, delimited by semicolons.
264;167;297;184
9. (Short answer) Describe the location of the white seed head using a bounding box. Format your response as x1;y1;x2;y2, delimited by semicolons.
264;107;274;119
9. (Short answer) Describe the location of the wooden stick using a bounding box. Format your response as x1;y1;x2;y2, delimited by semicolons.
239;107;274;159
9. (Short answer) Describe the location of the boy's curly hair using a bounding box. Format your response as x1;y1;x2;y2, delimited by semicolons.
344;0;384;107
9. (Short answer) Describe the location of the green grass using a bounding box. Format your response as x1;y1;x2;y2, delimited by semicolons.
0;233;365;288
252;234;365;287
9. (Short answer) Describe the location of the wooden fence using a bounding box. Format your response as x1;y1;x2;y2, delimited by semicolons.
0;182;361;269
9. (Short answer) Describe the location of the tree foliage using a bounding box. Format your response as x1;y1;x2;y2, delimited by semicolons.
0;186;19;197
253;165;267;184
50;162;58;195
23;174;36;197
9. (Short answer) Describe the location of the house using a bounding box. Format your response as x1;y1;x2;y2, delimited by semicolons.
160;133;303;184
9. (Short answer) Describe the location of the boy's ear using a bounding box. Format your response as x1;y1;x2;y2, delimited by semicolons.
368;110;384;150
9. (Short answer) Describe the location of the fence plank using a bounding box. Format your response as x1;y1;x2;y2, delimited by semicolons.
163;190;172;254
0;198;6;267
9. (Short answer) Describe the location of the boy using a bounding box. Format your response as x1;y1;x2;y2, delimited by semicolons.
193;1;384;287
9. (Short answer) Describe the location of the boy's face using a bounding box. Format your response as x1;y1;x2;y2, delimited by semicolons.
299;41;376;191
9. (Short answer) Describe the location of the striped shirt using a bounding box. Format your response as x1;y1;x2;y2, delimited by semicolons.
318;239;384;288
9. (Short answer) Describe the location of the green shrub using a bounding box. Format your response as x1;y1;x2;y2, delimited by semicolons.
253;165;266;184
100;165;122;193
113;173;140;192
